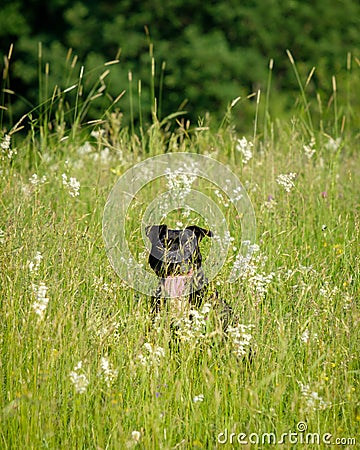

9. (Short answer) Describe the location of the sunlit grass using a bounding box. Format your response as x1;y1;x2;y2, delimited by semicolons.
0;55;359;449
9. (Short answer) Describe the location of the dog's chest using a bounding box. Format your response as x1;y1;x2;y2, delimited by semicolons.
161;273;193;315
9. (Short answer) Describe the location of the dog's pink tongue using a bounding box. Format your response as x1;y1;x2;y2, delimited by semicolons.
164;272;193;298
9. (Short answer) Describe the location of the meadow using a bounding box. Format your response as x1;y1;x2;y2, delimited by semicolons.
0;54;359;449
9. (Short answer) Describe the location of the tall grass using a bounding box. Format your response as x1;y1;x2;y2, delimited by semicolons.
0;49;359;449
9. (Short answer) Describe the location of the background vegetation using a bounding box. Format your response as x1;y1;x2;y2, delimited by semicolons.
0;2;359;448
1;0;360;132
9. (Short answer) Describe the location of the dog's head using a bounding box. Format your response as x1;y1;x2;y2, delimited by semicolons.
146;225;212;299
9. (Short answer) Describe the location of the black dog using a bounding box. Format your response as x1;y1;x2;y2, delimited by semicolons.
146;224;233;328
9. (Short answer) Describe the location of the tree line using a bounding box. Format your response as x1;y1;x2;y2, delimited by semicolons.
1;0;359;133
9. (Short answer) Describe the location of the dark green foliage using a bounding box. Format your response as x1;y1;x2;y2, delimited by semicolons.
1;0;360;131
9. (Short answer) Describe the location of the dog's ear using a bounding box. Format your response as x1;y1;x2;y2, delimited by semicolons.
145;224;168;242
186;225;213;240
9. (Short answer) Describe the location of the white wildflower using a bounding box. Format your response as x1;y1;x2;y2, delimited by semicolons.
31;282;49;320
319;282;339;299
212;189;230;207
298;381;330;411
0;134;11;150
171;303;212;343
28;251;43;273
231;247;266;280
298;264;315;274
131;430;141;442
227;323;255;358
233;248;273;300
89;147;113;165
77;141;93;157
164;162;198;195
276;172;297;193
325;137;341;152
343;293;352;311
69;361;89;394
230;186;243;202
244;179;259;192
29;173;47;186
236;137;253;164
300;329;310;344
90;129;105;139
62;173;80;197
249;272;275;298
0;228;4;244
200;302;212;315
193;394;204;403
0;134;16;160
303;138;316;159
137;342;165;367
262;195;277;211
100;147;111;164
100;356;118;387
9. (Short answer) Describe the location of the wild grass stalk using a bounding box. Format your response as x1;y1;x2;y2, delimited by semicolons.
332;75;339;138
128;70;135;138
158;61;166;121
286;49;314;134
263;58;273;143
0;45;13;128
253;89;261;145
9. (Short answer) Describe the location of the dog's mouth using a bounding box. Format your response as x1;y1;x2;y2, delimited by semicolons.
163;268;194;298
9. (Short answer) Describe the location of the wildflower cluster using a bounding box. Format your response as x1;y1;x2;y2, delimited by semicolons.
232;242;260;273
62;173;80;197
171;303;212;343
0;228;5;244
227;324;255;358
213;189;229;208
28;251;50;320
249;272;275;298
137;342;165;368
153;162;199;218
262;194;277;211
319;282;339;299
31;282;49;320
100;356;118;387
164;162;198;195
230;186;243;202
193;394;204;403
300;328;318;345
131;430;141;444
76;140;121;166
69;361;89;394
303;137;316;159
28;251;43;273
1;134;16;160
93;275;120;295
276;172;297;193
233;247;274;302
29;173;47;186
325;137;341;151
298;381;330;411
236;137;253;164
